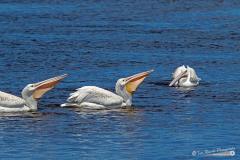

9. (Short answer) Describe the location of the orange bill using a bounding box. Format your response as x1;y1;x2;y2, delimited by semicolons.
125;70;154;94
33;74;67;99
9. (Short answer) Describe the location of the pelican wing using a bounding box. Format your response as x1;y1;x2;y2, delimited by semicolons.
0;91;25;108
67;86;123;107
189;68;200;81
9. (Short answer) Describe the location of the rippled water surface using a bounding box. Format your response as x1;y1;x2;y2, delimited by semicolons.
0;0;239;159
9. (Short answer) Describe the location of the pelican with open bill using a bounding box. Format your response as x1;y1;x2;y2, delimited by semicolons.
61;70;154;109
0;74;67;112
169;65;200;87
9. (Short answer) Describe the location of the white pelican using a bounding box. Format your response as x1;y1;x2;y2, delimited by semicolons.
0;74;67;113
61;70;154;109
169;65;200;87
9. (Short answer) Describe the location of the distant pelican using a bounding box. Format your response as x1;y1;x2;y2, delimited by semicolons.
169;65;200;87
0;74;67;112
61;70;153;109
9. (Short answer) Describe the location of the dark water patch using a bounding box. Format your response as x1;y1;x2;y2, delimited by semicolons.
0;111;41;118
148;80;171;86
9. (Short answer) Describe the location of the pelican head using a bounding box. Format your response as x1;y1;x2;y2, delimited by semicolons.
115;69;153;106
169;65;200;87
21;74;67;111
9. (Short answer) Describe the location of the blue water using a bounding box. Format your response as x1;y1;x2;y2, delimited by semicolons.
0;0;239;159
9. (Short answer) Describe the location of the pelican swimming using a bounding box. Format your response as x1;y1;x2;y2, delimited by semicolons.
169;65;200;87
0;74;67;113
61;70;153;109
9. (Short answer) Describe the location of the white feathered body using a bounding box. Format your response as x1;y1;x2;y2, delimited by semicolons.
172;65;200;87
0;91;30;112
64;86;125;109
